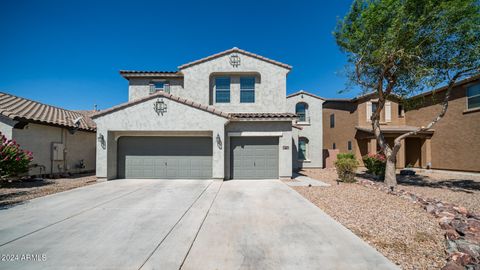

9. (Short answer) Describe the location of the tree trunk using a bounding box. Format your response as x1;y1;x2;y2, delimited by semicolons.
384;148;398;187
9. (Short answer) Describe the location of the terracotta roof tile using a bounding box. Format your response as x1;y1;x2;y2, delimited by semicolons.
229;112;297;119
178;47;292;70
119;70;183;79
0;92;96;131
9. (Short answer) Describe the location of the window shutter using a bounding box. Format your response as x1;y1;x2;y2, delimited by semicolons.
164;83;170;93
149;84;155;94
366;101;372;122
385;102;392;122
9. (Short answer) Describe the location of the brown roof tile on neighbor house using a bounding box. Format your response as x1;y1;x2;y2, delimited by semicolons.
229;112;298;120
0;92;96;131
178;47;292;70
91;91;231;119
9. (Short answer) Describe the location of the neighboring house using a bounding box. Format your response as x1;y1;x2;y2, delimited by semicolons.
92;48;297;180
0;92;97;176
287;91;324;169
323;74;480;172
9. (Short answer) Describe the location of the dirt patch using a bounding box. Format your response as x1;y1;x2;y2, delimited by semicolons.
0;174;97;208
292;168;447;270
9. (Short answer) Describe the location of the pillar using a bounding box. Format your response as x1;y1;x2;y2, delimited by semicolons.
397;139;405;169
369;138;377;154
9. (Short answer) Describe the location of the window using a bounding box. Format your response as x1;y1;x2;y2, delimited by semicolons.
215;77;230;103
467;84;480;110
348;141;352;151
298;137;308;160
150;81;169;93
372;102;378;113
330;114;335;128
332;143;336;149
295;103;308;122
240;77;255;103
398;104;405;117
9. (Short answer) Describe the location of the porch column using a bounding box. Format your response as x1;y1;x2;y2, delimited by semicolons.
421;138;432;169
397;139;405;169
369;138;377;154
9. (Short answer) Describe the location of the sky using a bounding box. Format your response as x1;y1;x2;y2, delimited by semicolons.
0;0;359;111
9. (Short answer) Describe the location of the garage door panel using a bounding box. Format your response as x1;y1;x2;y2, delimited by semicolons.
118;137;212;179
230;137;279;179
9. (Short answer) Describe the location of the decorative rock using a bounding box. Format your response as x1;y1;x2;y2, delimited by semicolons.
456;240;480;258
445;229;460;240
426;204;436;214
449;252;473;266
441;261;464;270
453;206;468;215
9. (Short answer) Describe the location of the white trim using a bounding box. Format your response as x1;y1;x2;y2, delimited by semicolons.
385;102;392;122
366;101;372;122
227;131;283;137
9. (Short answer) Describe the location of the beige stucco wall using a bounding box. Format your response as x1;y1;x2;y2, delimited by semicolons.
287;93;324;168
180;52;289;113
4;123;96;175
0;116;14;139
93;96;228;180
406;84;480;172
225;121;293;178
128;78;184;101
322;101;358;154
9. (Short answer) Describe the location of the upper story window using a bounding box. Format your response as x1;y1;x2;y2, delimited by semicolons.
215;77;231;103
398;104;405;117
149;81;170;94
330;114;335;128
371;102;378;113
240;77;255;103
298;137;308;160
348;141;352;151
467;84;480;110
295;102;308;122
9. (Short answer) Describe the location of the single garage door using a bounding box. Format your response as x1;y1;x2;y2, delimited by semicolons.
230;137;279;179
117;136;212;179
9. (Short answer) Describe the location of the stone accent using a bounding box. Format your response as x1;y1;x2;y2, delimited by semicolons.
357;178;480;269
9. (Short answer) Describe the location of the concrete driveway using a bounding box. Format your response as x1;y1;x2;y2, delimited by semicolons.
0;179;398;270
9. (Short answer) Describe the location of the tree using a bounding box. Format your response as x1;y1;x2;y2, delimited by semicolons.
334;0;480;187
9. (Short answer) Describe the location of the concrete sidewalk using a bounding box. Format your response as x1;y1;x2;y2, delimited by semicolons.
0;179;398;270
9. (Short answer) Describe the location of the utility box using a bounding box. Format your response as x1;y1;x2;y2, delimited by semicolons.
52;142;65;161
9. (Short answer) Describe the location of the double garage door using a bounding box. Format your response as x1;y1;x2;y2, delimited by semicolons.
117;137;212;179
117;136;279;179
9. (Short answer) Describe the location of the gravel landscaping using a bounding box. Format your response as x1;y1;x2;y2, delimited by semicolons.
289;168;449;270
0;174;97;208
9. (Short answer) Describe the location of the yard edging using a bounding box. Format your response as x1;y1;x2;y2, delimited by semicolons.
356;178;480;269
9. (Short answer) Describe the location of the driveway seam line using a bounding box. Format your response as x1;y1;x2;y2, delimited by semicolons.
0;186;147;247
137;181;214;270
178;181;223;270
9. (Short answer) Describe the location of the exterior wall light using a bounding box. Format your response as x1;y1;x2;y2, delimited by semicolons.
154;98;167;116
216;133;222;149
97;133;106;149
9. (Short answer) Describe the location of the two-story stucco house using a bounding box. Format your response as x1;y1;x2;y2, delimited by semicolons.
92;48;298;180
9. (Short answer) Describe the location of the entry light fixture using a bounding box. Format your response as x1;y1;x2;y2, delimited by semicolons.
216;133;222;149
154;98;167;116
97;133;106;149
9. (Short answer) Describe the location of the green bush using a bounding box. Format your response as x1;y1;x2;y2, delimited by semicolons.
335;157;358;183
362;153;386;177
337;152;356;160
0;132;33;180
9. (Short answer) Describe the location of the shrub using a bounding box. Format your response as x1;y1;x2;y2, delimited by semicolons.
0;133;33;180
335;157;358;183
362;153;386;177
337;152;356;160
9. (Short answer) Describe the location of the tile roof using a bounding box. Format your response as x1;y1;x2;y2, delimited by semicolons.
119;70;183;79
91;91;230;119
92;91;296;121
0;92;96;131
287;90;325;100
229;112;297;120
178;47;292;70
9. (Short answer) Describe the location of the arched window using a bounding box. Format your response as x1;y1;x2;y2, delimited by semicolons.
295;102;308;122
298;137;309;160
